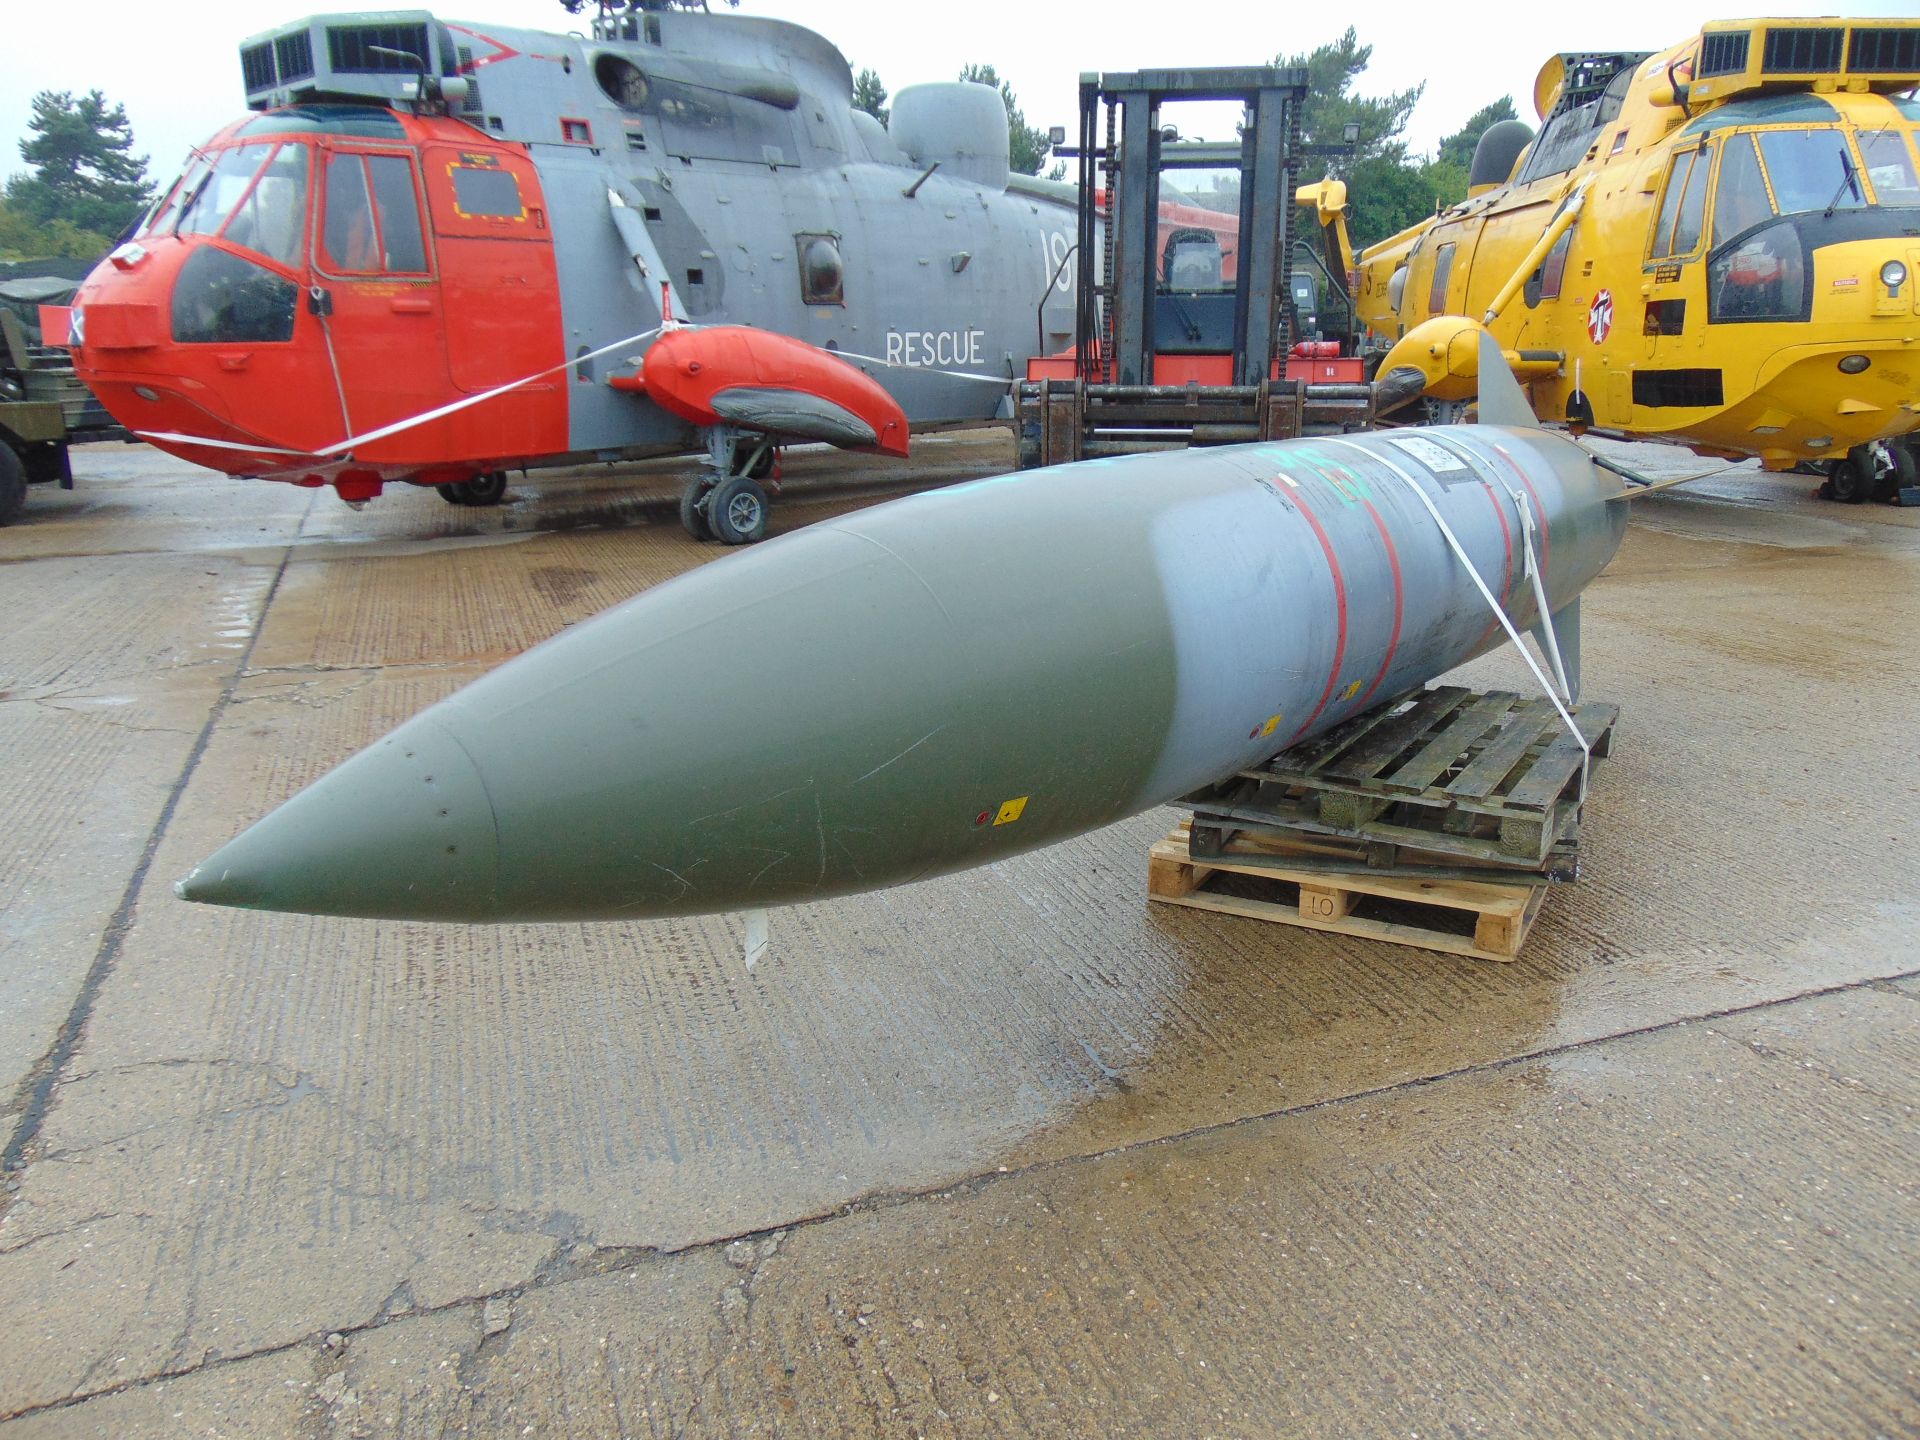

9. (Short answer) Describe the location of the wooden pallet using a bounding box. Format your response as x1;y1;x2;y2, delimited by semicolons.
1148;821;1545;962
1185;686;1617;871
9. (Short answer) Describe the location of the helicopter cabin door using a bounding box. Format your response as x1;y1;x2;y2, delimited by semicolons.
420;146;567;458
309;144;450;449
1641;138;1716;372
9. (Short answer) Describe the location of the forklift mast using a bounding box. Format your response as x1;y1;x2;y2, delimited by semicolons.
1073;67;1309;387
1022;65;1377;469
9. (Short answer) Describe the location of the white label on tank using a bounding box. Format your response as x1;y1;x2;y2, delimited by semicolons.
1386;435;1470;474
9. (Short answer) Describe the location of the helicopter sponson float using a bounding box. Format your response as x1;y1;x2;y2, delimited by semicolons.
50;2;1081;539
1300;17;1920;502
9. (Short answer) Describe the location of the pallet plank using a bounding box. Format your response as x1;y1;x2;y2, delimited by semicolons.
1150;836;1535;916
1503;705;1619;808
1261;694;1415;776
1443;699;1559;800
1316;687;1471;782
1378;692;1521;796
1147;831;1543;962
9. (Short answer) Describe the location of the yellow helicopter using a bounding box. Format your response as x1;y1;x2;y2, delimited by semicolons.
1299;17;1920;502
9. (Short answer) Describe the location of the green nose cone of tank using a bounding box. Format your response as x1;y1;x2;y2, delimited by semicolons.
174;716;503;919
172;485;1187;924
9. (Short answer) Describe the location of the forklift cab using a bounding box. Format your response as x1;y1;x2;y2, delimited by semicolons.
1066;67;1310;387
1157;223;1235;353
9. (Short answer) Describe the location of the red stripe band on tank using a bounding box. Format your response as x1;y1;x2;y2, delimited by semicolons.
1490;441;1551;582
1355;497;1403;706
1471;480;1515;651
1285;490;1348;744
1421;431;1522;652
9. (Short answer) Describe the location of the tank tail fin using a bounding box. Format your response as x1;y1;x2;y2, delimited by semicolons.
1475;331;1539;430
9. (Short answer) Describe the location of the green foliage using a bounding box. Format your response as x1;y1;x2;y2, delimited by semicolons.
0;195;113;261
852;68;890;126
1437;96;1519;170
957;63;1052;176
1278;28;1423;169
1277;33;1514;250
1344;154;1437;249
1422;157;1470;213
5;89;154;248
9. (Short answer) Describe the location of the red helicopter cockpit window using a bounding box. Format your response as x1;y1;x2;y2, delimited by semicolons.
219;144;309;268
172;142;309;269
322;152;429;274
139;154;211;238
173;144;272;238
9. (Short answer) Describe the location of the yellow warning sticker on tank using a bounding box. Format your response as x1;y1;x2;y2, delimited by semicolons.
1259;714;1284;738
1340;679;1363;701
993;796;1029;826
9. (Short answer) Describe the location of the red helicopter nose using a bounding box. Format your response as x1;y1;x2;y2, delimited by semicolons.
67;236;318;474
65;116;570;494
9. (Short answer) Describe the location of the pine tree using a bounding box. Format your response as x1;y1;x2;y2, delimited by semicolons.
1437;97;1520;171
1278;30;1423;171
852;68;890;127
5;90;155;244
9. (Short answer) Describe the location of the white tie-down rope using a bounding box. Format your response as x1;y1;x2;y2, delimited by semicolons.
1460;438;1571;702
138;326;1013;464
1323;436;1592;802
138;324;667;460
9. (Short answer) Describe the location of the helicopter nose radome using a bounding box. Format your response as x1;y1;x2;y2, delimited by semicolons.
175;717;501;919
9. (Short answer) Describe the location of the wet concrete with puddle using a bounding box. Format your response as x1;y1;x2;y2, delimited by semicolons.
0;438;1913;1436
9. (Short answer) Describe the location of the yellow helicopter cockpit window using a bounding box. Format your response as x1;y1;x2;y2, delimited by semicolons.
1856;129;1920;207
1754;129;1869;215
1650;143;1713;260
1708;127;1920;252
1712;135;1771;248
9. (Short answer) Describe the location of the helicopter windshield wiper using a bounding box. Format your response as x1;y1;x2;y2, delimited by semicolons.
1824;150;1863;218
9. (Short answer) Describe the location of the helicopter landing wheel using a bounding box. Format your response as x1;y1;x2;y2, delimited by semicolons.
706;474;769;545
679;476;716;541
1824;441;1916;504
1826;447;1877;504
455;470;509;507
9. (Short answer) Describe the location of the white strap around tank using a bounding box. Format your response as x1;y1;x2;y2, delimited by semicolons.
1321;436;1591;802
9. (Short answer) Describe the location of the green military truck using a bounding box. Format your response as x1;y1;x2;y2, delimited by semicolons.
0;276;122;525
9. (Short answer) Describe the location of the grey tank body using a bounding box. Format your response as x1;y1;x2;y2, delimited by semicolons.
177;422;1626;923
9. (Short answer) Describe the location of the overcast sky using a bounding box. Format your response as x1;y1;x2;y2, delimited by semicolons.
4;0;1914;191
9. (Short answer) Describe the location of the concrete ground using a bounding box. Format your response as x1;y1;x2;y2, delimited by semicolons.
0;436;1913;1438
